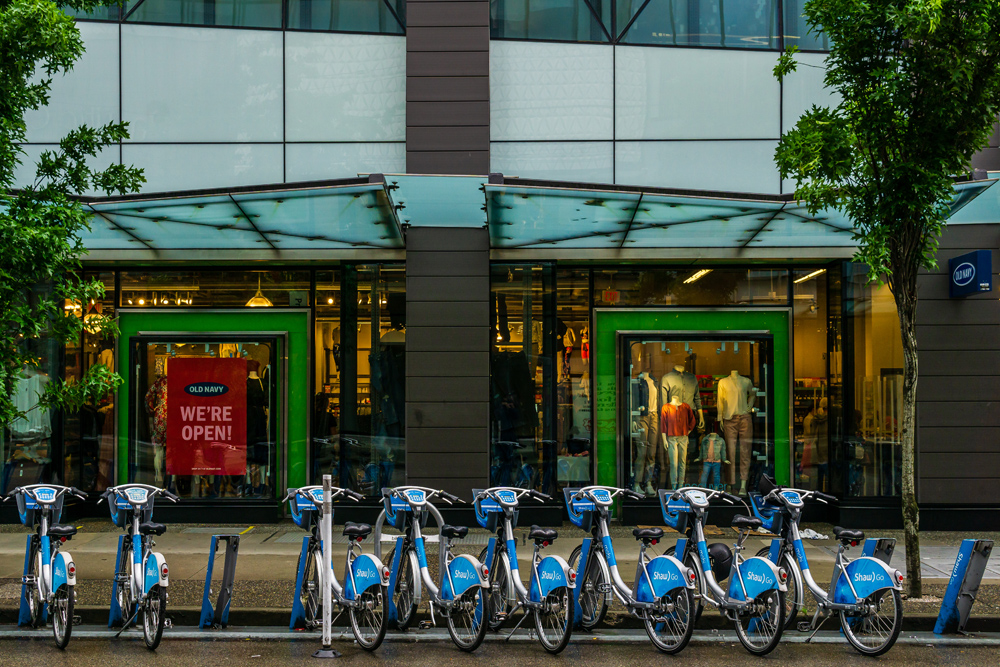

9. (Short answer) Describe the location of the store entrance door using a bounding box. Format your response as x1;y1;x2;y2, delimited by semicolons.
621;333;774;498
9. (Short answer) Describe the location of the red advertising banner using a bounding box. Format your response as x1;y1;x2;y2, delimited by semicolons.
166;357;247;475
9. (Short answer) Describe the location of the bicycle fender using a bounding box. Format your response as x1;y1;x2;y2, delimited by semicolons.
144;552;168;594
530;555;573;603
346;554;387;601
53;551;75;590
635;554;690;603
834;557;902;604
728;556;784;602
443;554;487;600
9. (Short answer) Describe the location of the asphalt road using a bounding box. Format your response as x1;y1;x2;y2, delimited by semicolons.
0;637;997;666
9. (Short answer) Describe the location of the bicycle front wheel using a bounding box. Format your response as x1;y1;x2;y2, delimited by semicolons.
51;585;74;650
384;546;418;630
568;544;610;629
142;585;167;650
478;545;513;631
115;539;134;626
350;585;387;651
756;546;803;630
447;587;488;652
840;588;902;656
643;586;695;654
534;585;573;654
25;539;42;628
300;545;322;629
734;589;785;656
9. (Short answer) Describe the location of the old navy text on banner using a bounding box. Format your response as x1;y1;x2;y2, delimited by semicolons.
166;357;247;475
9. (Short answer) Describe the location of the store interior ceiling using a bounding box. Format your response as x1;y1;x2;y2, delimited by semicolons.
74;174;996;255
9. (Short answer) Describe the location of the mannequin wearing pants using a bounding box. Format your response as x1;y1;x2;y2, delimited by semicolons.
717;370;757;494
660;396;695;490
632;372;658;495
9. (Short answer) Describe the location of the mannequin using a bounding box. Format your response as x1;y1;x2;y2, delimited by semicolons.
245;360;268;496
660;394;695;490
632;369;658;495
717;370;757;494
695;427;728;490
144;361;168;487
660;364;705;429
802;398;829;491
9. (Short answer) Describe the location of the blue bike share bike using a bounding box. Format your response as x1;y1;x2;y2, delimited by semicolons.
565;486;698;654
285;484;390;650
474;486;575;653
376;486;490;651
3;484;87;648
661;486;789;655
750;475;904;656
98;483;178;650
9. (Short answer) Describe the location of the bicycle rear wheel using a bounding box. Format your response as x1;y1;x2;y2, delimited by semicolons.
478;546;513;631
643;586;695;654
142;585;167;650
350;585;387;651
51;585;74;650
840;588;902;656
534;585;573;654
300;544;322;629
756;546;802;630
666;546;705;625
568;544;610;629
447;587;488;652
734;589;785;656
384;546;419;630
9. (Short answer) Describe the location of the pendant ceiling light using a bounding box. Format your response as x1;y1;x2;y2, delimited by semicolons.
246;275;273;308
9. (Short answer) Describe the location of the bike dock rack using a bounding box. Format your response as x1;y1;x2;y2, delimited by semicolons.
200;534;240;629
18;535;46;627
571;537;593;630
935;539;994;635
289;535;312;629
109;535;130;628
862;537;896;564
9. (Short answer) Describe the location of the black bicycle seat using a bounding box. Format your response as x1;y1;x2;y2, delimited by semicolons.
731;515;763;532
48;525;77;538
528;525;558;542
342;521;372;539
441;524;469;540
834;526;865;543
633;527;665;541
139;522;167;536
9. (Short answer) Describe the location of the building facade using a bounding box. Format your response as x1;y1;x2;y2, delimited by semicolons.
2;0;998;528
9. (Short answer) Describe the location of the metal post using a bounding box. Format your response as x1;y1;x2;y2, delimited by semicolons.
313;474;340;658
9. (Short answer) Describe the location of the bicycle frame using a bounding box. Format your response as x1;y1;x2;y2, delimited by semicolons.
105;485;173;614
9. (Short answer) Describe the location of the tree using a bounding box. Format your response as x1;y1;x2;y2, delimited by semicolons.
1;1;143;435
775;0;1000;598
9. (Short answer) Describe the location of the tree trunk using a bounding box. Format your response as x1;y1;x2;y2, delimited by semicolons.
892;272;922;599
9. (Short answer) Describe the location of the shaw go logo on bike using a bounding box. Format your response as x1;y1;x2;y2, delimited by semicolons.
746;571;772;585
853;571;880;583
652;570;677;582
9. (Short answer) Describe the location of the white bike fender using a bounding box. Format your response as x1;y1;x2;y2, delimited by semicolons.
144;552;169;594
53;551;76;589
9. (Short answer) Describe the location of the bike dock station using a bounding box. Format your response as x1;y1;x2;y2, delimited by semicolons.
935;539;994;635
200;534;241;629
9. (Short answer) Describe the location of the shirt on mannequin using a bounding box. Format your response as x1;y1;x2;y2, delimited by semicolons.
659;368;702;412
717;373;756;421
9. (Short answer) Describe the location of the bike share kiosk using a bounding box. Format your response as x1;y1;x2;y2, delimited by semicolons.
935;539;994;635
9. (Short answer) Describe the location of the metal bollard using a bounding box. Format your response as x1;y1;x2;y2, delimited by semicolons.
312;474;340;658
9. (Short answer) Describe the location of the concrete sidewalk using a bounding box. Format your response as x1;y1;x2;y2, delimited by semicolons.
1;520;997;627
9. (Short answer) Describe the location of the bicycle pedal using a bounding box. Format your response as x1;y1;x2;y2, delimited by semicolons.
418;620;434;629
164;618;173;629
796;621;812;633
72;615;82;625
495;612;508;622
597;583;613;593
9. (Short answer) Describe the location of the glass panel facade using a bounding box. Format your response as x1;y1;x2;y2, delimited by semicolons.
619;0;778;48
313;265;406;496
125;0;284;29
782;0;828;51
593;268;788;307
287;0;404;33
120;270;311;309
490;0;611;43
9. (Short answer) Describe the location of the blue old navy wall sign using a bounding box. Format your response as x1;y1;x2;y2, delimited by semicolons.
948;250;993;298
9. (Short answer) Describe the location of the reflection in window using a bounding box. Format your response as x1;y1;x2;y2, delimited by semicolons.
782;0;828;51
792;267;828;492
835;263;904;498
125;0;283;29
287;0;405;33
618;0;778;48
490;0;612;43
64;5;122;21
593;268;789;306
313;265;405;496
120;270;311;309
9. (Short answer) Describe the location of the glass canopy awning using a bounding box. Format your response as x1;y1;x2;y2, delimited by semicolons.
484;178;996;250
79;177;403;256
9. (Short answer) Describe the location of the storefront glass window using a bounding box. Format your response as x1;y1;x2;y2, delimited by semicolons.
593;268;789;307
62;272;118;495
618;0;779;49
124;0;284;29
120;270;311;309
555;269;593;488
782;0;829;51
792;267;829;491
837;263;904;497
287;0;405;33
490;0;612;43
313;265;405;496
129;337;279;499
625;334;775;495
